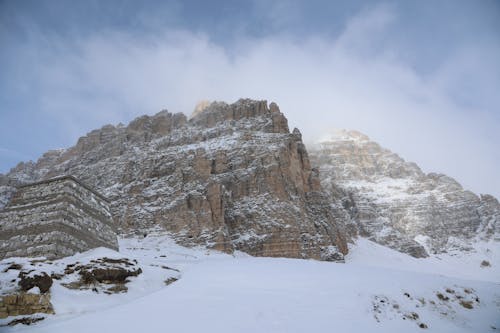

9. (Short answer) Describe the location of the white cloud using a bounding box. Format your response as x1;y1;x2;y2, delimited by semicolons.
6;4;500;198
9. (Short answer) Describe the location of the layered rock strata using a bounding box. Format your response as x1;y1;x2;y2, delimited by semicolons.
309;130;500;257
0;293;53;319
0;176;118;259
1;100;348;260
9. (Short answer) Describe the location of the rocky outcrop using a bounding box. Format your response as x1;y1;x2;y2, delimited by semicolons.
309;130;500;257
18;272;53;294
1;99;348;260
0;293;53;319
2;101;495;260
62;257;142;294
0;266;55;319
0;176;118;260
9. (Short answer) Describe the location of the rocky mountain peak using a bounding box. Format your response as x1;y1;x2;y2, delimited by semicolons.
309;129;500;257
1;99;348;261
2;104;497;261
188;99;289;134
191;100;211;119
319;129;370;143
314;130;424;183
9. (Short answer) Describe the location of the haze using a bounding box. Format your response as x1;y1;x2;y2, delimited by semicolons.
0;0;499;197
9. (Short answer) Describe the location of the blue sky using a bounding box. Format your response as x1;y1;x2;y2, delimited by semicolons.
1;0;499;197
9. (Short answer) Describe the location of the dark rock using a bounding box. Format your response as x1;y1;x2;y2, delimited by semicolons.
436;293;449;301
18;271;53;293
481;260;491;267
80;267;142;284
2;99;349;261
3;263;22;272
164;277;178;286
6;316;45;326
62;257;142;293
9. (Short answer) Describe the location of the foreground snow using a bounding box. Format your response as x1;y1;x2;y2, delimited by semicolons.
1;234;499;332
348;238;500;283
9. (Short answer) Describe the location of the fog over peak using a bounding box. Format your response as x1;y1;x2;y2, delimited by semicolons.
0;0;499;197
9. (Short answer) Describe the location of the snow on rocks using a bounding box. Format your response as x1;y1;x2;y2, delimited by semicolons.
1;99;348;260
309;129;500;257
0;233;498;332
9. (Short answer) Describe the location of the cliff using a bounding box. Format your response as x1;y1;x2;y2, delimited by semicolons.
309;130;500;257
1;99;348;261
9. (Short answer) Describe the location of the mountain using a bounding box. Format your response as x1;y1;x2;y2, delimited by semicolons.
309;129;500;257
2;100;498;261
0;99;348;261
1;100;499;331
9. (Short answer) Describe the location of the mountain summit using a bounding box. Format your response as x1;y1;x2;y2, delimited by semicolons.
1;100;498;261
1;99;348;261
309;129;499;257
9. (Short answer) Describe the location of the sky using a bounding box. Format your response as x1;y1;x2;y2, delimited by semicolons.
0;0;499;197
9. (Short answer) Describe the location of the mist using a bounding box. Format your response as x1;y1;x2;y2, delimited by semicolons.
0;1;499;198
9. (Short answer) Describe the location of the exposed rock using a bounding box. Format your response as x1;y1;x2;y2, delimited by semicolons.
0;176;118;260
4;315;45;326
79;265;142;284
2;99;348;260
3;263;22;272
0;293;54;319
309;129;500;257
191;100;212;119
480;260;491;268
18;271;53;293
164;277;178;286
62;257;142;293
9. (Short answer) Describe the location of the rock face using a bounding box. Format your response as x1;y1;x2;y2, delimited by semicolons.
1;99;348;260
309;130;500;257
0;176;118;260
0;293;54;319
62;257;142;294
18;272;53;294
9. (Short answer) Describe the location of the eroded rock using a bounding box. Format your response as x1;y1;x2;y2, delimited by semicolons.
2;99;349;261
62;257;142;294
18;271;53;294
0;293;54;319
309;129;500;257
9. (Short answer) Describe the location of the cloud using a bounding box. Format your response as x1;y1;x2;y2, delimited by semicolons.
1;3;499;198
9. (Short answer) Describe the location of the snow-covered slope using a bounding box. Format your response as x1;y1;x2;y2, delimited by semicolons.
347;238;500;283
1;104;499;332
1;233;498;332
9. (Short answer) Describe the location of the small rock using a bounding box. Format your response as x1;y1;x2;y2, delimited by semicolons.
164;277;179;286
3;263;22;272
436;292;449;301
6;316;45;326
404;312;419;321
18;272;53;293
459;300;473;309
481;260;491;268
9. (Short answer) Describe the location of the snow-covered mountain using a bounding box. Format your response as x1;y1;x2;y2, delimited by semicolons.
309;129;500;257
1;99;348;261
2;101;499;260
1;100;499;331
